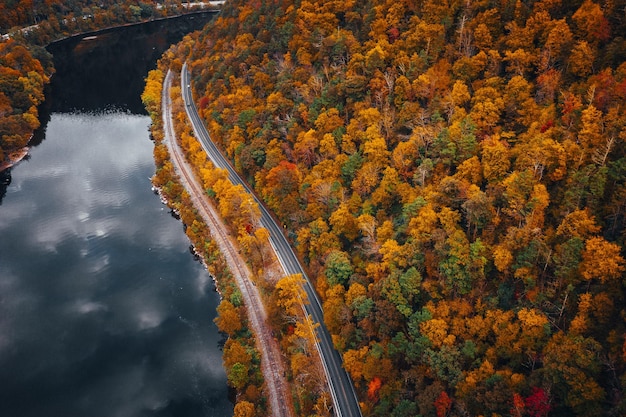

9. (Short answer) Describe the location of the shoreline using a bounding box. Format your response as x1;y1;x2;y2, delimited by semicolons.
0;147;29;173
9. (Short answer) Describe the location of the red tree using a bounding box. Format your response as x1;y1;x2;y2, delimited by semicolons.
434;391;452;417
525;387;551;417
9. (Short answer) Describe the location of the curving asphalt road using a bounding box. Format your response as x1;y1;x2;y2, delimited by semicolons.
180;63;362;417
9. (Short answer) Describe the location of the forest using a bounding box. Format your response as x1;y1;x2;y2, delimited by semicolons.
0;0;208;34
166;0;626;416
0;39;51;165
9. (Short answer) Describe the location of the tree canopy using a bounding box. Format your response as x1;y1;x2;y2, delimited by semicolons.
179;0;626;415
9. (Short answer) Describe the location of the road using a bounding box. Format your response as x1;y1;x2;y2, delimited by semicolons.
162;70;292;417
181;63;362;417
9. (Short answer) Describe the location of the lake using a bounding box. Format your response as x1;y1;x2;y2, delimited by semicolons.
0;13;233;417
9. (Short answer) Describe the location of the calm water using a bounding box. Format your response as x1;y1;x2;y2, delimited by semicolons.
0;15;232;417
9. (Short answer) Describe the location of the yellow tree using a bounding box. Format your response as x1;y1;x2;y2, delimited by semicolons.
516;308;550;360
580;237;625;284
513;130;567;182
233;401;256;417
542;332;605;414
569;41;595;77
470;79;505;133
343;345;370;386
578;104;606;163
215;299;243;335
543;18;573;69
294;129;320;168
408;203;439;245
391;139;419;180
141;69;163;117
329;202;359;242
223;339;253;370
276;274;309;319
323;284;348;344
572;0;611;45
555;209;600;239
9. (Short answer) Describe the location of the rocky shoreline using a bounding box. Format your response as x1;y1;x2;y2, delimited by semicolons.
0;147;29;172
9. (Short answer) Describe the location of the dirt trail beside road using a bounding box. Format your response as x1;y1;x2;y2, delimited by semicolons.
161;70;293;417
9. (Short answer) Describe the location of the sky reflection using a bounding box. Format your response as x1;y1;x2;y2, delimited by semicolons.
0;111;231;417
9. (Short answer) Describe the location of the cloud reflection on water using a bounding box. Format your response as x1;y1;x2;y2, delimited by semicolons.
0;111;230;417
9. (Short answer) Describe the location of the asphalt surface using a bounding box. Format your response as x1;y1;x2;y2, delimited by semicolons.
180;63;362;417
163;70;292;417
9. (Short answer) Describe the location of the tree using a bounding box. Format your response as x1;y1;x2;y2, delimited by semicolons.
391;399;418;417
502;170;548;227
572;0;611;45
294;129;320;168
329;202;359;241
343;345;369;384
408;203;439;244
438;230;487;295
323;283;349;341
462;184;494;237
577;104;611;166
261;160;302;217
524;387;551;417
352;161;381;198
481;135;511;182
276;274;308;319
516;308;550;357
324;250;354;287
228;362;249;390
223;339;253;370
556;209;600;239
434;391;452;417
215;299;242;335
470;80;505;133
569;41;595;77
513;132;567;182
580;237;625;284
504;75;538;129
542;332;605;415
543;18;573;69
425;344;463;385
504;48;536;77
141;68;163;117
233;401;256;417
380;268;420;318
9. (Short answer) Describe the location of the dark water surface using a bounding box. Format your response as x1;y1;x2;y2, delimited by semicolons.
0;14;233;417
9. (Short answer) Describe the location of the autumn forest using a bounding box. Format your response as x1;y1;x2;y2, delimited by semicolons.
172;0;626;416
4;0;626;416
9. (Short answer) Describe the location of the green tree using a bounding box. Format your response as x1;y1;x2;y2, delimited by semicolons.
228;362;249;390
324;250;354;287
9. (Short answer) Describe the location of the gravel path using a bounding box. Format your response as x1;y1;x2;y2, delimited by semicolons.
161;70;293;417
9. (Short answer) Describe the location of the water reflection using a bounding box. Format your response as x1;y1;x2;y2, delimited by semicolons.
46;12;217;114
0;110;231;417
0;12;231;417
0;12;216;207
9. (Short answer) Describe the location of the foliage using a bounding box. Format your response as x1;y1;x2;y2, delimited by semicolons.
143;60;266;414
0;0;215;35
0;39;51;163
175;0;626;415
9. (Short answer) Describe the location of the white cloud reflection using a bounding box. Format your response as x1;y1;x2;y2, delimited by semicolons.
72;299;108;314
0;110;230;416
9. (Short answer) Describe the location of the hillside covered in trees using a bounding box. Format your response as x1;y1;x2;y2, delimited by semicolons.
0;0;200;34
177;0;626;415
0;39;52;165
